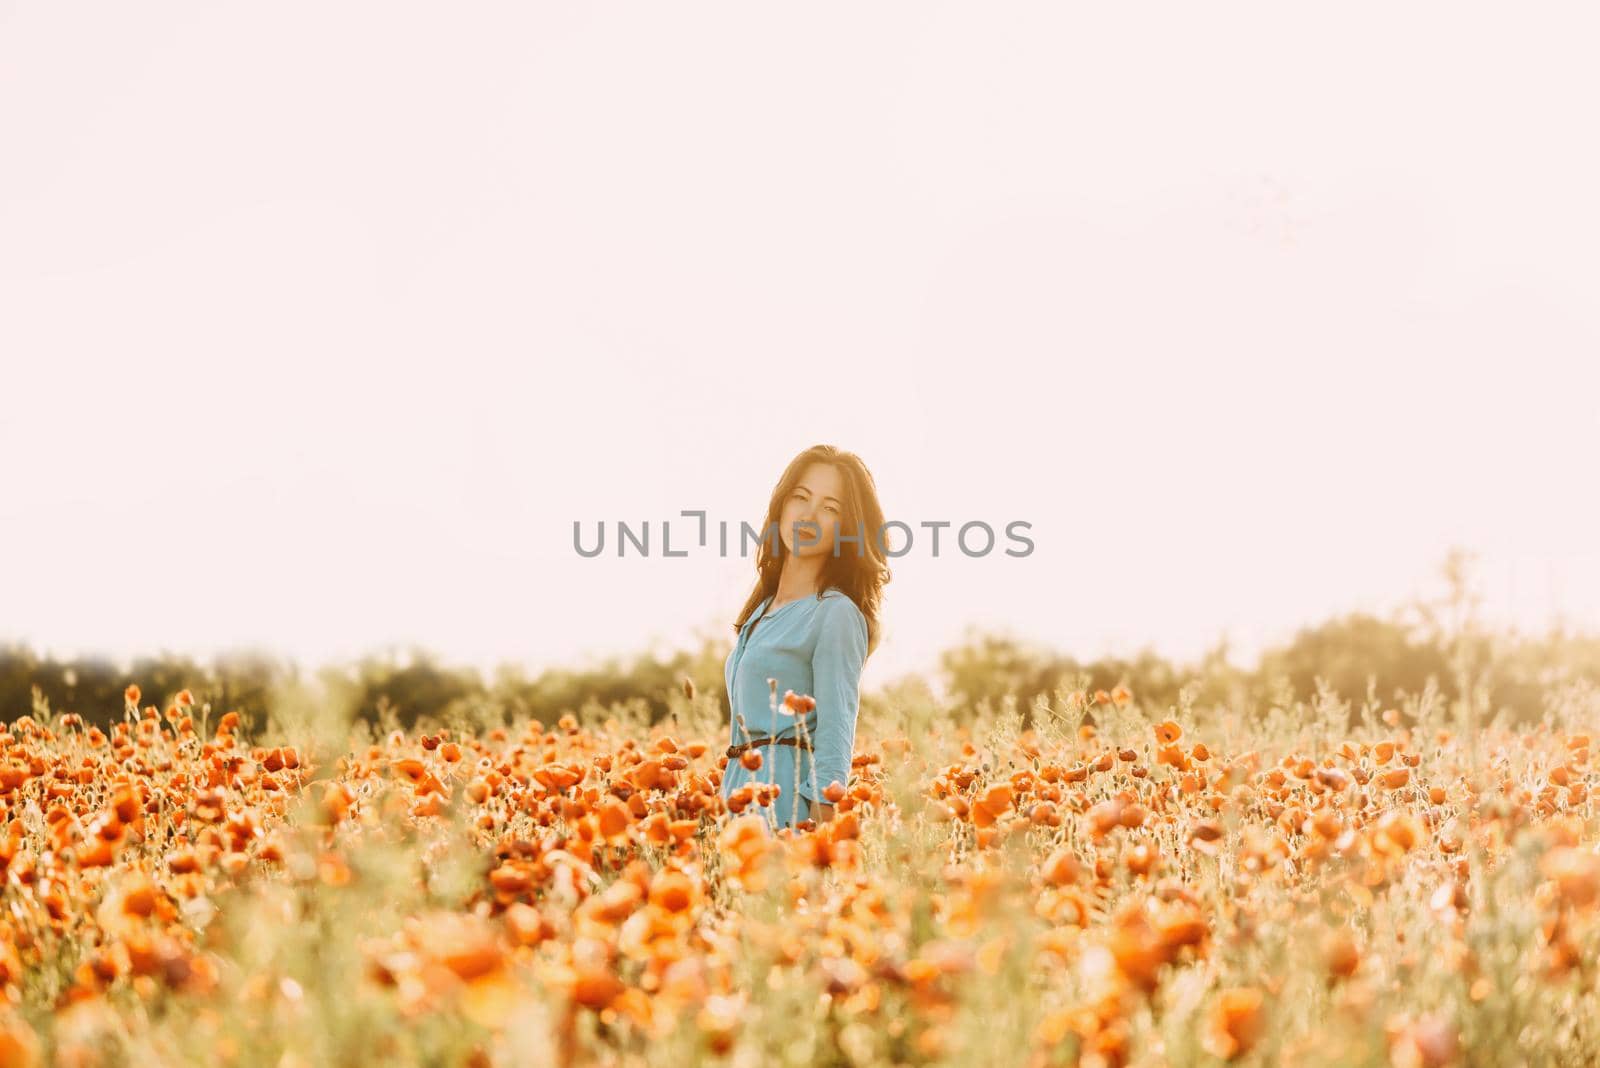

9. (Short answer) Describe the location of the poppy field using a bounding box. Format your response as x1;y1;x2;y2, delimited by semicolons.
2;678;1599;1067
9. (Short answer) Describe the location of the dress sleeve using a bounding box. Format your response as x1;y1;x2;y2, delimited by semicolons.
800;594;869;804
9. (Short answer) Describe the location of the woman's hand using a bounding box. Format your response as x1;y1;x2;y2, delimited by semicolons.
811;800;835;823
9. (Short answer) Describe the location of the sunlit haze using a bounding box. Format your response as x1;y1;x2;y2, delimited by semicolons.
3;3;1598;692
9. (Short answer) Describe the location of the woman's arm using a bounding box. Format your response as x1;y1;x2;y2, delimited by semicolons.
801;594;868;816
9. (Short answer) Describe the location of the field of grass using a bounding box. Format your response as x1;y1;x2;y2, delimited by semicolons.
2;672;1599;1067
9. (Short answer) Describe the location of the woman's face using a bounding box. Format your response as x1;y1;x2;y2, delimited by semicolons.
778;462;847;558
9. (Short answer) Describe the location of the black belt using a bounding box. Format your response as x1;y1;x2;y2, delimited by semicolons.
726;736;813;760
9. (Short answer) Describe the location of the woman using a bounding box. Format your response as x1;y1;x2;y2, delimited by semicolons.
719;445;890;831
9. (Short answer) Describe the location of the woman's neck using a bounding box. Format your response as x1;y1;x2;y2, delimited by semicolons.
773;556;825;605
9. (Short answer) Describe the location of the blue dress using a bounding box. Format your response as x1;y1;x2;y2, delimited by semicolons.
719;587;869;830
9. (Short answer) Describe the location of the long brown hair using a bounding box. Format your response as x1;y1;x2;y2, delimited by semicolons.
733;445;890;656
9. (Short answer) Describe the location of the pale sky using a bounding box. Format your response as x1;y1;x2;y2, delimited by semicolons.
3;3;1598;694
